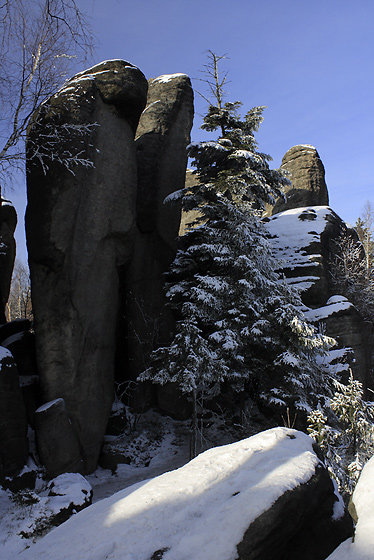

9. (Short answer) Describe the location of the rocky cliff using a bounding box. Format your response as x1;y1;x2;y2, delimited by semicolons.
0;66;369;483
264;145;371;390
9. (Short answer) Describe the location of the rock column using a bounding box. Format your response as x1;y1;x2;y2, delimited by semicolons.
119;74;193;409
26;60;148;472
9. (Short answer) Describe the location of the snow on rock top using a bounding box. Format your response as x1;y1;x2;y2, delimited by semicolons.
152;73;188;83
18;428;320;560
0;346;13;360
265;206;332;282
298;144;317;149
48;473;92;507
305;296;353;322
327;455;374;560
36;398;64;414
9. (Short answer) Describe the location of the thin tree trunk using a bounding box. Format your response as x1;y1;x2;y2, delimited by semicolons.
190;389;197;459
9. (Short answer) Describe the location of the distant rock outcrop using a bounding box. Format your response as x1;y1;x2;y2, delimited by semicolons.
265;206;371;387
26;60;148;473
120;73;193;410
270;145;329;215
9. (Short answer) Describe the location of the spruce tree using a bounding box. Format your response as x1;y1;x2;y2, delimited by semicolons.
308;372;374;498
140;53;337;453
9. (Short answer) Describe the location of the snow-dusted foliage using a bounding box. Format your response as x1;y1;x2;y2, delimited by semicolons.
308;371;374;498
141;97;337;431
330;230;374;323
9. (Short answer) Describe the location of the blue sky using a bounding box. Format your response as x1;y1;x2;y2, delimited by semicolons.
12;0;374;261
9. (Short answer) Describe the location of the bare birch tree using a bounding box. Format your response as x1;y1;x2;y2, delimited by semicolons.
355;201;374;277
5;258;32;320
0;0;94;194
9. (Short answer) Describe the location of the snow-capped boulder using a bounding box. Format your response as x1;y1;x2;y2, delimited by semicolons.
326;455;374;560
25;60;148;473
120;73;194;409
18;428;351;560
46;473;93;524
0;347;28;478
4;473;92;545
270;145;329;215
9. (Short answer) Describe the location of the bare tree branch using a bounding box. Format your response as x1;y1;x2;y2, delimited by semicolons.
0;0;95;193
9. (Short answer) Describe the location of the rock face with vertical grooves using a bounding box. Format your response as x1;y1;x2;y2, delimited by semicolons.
25;60;148;473
271;145;329;214
119;73;193;410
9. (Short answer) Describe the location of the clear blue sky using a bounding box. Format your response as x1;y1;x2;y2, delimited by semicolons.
12;0;374;261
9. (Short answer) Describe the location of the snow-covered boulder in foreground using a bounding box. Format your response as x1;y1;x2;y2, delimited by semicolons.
18;428;351;560
327;455;374;560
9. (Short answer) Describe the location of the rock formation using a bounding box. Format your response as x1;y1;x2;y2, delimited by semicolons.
35;398;85;478
25;60;148;473
16;428;352;560
265;206;371;388
0;347;28;478
119;73;193;410
269;145;329;215
0;200;17;323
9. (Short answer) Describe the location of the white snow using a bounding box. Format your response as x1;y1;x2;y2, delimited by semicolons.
152;73;188;84
35;398;64;414
48;473;92;507
327;455;374;559
266;207;333;278
17;428;321;560
305;296;353;321
1;198;14;207
0;346;13;360
141;100;162;114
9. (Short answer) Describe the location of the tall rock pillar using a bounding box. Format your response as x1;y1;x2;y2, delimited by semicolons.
25;60;148;472
119;74;193;409
270;145;329;215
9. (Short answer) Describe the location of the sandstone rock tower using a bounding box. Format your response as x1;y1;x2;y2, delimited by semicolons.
26;60;148;472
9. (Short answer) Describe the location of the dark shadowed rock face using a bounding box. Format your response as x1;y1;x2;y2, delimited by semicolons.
35;398;84;479
119;73;193;410
271;145;329;215
237;462;352;560
0;200;17;322
135;73;194;246
0;348;28;478
26;60;148;472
